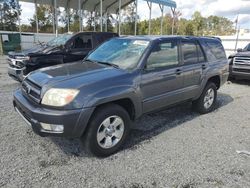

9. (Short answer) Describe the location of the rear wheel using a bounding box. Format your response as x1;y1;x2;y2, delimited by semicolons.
192;82;217;114
82;104;131;157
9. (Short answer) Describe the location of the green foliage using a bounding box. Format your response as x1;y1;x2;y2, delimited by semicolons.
29;5;53;33
1;1;234;37
0;0;20;31
121;10;234;36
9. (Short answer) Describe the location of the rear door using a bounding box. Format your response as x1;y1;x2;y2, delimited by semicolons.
140;38;184;113
180;39;207;99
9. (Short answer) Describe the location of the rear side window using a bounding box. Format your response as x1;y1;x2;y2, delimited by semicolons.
181;41;205;64
206;41;226;60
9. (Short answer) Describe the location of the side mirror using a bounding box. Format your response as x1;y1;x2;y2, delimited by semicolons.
65;46;71;53
237;48;243;52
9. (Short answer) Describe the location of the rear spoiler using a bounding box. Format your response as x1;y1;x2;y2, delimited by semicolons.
204;36;222;42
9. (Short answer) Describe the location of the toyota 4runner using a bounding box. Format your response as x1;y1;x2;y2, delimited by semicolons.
13;36;229;157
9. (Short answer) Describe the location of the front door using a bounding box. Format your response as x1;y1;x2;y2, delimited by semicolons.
140;39;184;113
64;34;93;63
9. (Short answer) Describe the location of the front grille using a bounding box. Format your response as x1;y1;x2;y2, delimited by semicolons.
8;54;15;59
15;104;32;123
7;58;14;66
234;56;250;66
22;79;41;103
233;68;250;73
7;57;25;68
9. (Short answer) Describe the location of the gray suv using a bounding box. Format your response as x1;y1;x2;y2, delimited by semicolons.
13;36;229;157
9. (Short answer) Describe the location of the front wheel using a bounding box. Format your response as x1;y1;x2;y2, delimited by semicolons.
82;104;131;157
192;82;217;114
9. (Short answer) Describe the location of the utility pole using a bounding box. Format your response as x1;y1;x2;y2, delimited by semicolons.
235;25;240;52
235;14;239;34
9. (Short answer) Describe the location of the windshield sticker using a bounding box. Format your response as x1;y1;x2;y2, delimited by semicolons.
133;40;149;46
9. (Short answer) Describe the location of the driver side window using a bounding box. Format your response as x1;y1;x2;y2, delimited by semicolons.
146;40;179;70
71;34;93;49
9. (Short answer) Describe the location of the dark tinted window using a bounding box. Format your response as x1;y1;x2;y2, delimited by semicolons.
182;41;198;64
72;34;93;49
146;40;179;70
206;41;226;60
181;41;206;64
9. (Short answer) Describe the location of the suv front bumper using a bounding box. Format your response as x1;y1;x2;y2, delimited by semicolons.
13;89;94;138
229;65;250;79
8;66;26;81
7;57;27;82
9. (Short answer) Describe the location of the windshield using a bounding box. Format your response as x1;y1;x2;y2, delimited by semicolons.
87;38;150;70
243;44;250;51
47;34;72;47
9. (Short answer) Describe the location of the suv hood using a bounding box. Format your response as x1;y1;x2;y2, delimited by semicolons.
8;45;62;58
234;51;250;57
26;61;126;88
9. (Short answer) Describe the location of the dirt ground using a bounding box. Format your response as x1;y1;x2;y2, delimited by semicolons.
0;56;249;188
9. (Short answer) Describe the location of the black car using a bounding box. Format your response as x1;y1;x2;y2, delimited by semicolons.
8;32;118;81
13;36;229;157
229;43;250;80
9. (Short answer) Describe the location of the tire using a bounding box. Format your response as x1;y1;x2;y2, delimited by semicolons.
81;104;131;157
192;82;217;114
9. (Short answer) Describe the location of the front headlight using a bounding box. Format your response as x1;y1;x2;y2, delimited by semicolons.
41;88;79;107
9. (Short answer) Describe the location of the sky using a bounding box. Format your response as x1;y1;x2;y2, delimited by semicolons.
19;0;250;29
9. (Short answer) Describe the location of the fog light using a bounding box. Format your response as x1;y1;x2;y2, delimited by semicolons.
40;123;64;133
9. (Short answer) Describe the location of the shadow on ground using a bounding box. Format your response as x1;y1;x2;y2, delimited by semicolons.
50;92;234;158
229;79;250;86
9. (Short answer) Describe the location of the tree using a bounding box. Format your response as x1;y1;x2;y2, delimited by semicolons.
106;15;114;32
0;0;20;31
185;22;194;35
29;5;53;33
204;15;234;35
192;11;205;36
120;3;138;35
171;10;182;35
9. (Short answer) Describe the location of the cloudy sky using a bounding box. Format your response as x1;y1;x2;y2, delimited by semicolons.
20;0;250;29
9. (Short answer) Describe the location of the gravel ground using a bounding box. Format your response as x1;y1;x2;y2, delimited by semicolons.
0;56;249;188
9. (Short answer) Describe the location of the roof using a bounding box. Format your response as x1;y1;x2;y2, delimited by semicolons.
20;0;176;14
20;0;134;14
118;35;221;42
143;0;176;8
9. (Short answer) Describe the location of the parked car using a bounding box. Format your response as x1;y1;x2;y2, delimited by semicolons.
13;36;229;157
8;32;118;81
228;43;250;80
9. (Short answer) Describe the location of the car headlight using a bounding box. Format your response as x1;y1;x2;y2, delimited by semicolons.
41;88;79;107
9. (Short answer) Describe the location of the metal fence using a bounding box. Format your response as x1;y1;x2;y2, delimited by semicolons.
219;35;250;57
0;31;57;50
1;31;250;57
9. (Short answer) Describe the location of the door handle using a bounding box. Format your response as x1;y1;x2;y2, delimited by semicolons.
176;69;182;75
202;64;207;69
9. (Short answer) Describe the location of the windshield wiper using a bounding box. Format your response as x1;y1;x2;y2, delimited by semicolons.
97;61;120;69
84;59;96;64
84;59;120;69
